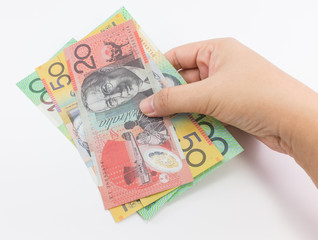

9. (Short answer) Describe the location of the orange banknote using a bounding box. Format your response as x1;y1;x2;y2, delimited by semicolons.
64;20;193;209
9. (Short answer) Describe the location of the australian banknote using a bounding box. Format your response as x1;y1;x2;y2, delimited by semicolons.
64;20;193;209
81;15;224;220
67;7;236;220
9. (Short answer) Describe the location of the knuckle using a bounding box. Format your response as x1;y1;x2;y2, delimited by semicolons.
196;44;215;79
197;44;212;64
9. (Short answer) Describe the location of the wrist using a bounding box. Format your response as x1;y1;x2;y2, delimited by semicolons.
279;81;318;187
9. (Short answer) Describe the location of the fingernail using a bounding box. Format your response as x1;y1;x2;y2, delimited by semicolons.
140;95;155;115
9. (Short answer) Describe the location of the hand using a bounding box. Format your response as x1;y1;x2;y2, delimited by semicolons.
140;38;318;187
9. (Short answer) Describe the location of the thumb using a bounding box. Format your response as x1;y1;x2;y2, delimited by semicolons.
139;80;212;117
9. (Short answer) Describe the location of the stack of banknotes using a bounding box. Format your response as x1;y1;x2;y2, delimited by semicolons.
16;7;243;222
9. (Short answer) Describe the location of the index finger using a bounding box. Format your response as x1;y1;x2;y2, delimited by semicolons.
164;40;216;71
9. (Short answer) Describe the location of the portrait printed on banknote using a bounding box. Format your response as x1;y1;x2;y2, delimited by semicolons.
81;59;153;115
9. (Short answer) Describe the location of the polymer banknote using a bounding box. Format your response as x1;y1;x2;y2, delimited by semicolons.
64;20;193;209
84;13;224;220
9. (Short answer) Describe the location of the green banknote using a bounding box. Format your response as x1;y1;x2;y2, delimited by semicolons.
16;38;77;141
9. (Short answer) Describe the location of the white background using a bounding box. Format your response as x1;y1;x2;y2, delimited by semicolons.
1;0;318;239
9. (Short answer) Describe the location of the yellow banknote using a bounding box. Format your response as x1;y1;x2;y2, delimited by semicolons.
36;13;127;186
36;52;102;184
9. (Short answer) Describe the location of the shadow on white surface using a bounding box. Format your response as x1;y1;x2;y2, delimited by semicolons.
229;127;318;239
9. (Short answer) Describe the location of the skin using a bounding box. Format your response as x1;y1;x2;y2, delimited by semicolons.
139;38;318;188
